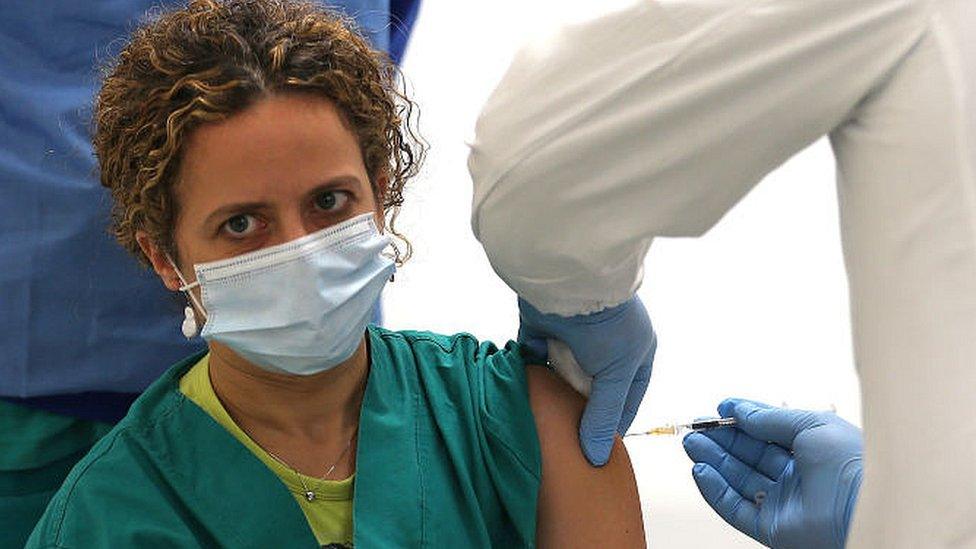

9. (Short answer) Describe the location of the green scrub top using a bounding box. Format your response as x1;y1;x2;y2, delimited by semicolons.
27;326;543;548
0;401;113;548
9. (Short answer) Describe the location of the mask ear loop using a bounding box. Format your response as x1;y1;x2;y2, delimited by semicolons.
165;253;208;339
380;240;398;282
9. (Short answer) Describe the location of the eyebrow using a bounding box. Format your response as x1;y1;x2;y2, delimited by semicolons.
201;174;366;228
303;175;365;199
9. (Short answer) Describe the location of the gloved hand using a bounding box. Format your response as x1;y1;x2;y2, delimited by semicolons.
518;295;656;466
683;398;863;549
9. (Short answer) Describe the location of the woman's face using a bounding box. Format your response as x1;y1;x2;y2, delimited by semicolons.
141;93;384;290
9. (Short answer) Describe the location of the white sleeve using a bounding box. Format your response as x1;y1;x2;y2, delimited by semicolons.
468;0;931;316
832;2;976;545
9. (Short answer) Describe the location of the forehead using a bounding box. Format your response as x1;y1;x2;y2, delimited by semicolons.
176;93;369;210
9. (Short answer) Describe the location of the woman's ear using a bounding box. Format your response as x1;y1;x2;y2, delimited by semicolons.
374;171;389;198
136;231;183;292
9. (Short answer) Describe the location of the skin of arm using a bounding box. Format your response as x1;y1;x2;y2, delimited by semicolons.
526;364;645;548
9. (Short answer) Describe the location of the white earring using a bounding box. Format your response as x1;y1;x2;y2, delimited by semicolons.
181;306;198;339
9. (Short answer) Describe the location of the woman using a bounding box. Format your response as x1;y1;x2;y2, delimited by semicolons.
26;1;644;547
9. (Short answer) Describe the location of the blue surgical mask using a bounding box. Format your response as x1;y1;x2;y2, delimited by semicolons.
171;213;395;376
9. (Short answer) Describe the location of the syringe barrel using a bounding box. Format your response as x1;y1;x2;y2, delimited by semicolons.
688;417;738;432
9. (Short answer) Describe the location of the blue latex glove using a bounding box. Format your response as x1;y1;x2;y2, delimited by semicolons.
518;296;657;466
683;398;863;549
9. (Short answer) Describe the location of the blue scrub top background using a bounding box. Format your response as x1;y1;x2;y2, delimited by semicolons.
0;0;420;423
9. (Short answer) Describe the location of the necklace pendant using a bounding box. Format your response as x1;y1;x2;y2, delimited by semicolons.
305;490;316;502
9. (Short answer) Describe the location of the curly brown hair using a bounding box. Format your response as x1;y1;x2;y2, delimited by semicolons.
95;0;424;266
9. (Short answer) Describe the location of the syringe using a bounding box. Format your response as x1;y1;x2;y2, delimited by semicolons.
624;417;738;437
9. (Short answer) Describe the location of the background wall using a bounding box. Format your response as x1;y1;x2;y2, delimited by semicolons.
384;1;862;546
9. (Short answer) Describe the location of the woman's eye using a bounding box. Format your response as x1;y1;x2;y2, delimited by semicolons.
314;190;350;212
221;214;259;237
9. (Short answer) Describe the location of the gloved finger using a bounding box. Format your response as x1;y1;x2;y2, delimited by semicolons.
616;348;655;435
701;427;792;481
701;424;768;465
690;463;763;544
684;433;775;498
516;322;549;363
717;397;773;418
579;369;634;466
720;398;824;449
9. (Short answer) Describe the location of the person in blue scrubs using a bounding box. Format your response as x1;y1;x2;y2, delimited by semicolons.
0;1;419;546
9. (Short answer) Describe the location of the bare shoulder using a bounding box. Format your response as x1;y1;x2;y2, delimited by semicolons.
524;363;587;433
524;365;646;548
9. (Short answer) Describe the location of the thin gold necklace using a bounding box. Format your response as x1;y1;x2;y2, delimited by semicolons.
267;425;358;502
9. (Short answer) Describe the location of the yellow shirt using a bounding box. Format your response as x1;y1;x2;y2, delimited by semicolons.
179;355;354;547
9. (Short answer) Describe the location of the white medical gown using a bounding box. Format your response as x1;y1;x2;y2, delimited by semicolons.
468;0;976;546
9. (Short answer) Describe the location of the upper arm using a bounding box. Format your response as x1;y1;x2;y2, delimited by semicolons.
526;365;645;548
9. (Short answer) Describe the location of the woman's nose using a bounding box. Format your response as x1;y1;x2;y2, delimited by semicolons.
276;214;316;245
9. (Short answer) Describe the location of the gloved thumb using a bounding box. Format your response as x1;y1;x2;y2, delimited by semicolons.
517;321;549;364
579;372;630;466
720;398;824;449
